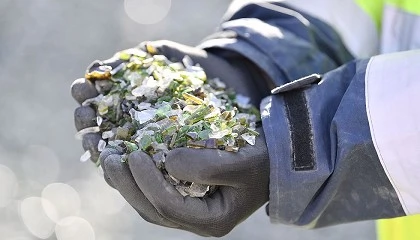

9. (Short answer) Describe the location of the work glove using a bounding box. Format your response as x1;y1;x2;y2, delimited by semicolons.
143;40;269;106
100;128;269;237
72;57;125;163
71;40;271;236
71;40;269;163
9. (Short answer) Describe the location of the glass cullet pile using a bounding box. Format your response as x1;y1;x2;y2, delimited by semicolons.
77;46;260;197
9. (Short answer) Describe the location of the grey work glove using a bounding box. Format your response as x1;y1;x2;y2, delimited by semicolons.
71;40;269;163
72;40;270;236
100;128;269;237
71;57;125;163
143;40;269;106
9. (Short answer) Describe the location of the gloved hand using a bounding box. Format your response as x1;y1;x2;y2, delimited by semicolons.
71;57;125;163
72;40;271;236
142;40;269;106
101;128;269;237
71;40;270;163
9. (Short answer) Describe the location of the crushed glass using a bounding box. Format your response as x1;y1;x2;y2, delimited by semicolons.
77;46;260;197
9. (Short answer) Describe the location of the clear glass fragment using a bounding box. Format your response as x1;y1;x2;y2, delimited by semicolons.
209;129;230;139
102;130;114;139
134;109;156;124
97;140;106;152
241;133;256;146
236;94;251;109
96;116;103;126
186;183;210;198
80;150;91;162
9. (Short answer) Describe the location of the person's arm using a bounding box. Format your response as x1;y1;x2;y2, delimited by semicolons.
262;49;420;227
72;1;355;235
184;1;420;227
198;1;353;87
201;2;420;227
73;1;420;236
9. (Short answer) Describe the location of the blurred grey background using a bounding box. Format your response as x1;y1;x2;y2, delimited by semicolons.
0;0;375;239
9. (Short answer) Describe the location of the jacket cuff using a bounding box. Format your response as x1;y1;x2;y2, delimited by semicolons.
260;59;405;227
198;18;339;87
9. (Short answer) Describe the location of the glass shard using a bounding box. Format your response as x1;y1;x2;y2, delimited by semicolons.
97;140;107;152
80;150;91;162
77;47;261;198
241;133;256;146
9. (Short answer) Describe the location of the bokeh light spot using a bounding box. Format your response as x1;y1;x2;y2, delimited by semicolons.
19;197;57;239
86;172;127;215
55;216;95;240
8;238;33;240
41;183;81;222
0;164;18;208
124;0;172;25
21;145;60;185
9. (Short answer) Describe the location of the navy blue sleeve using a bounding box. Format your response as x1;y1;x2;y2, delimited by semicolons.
261;59;404;227
199;2;405;227
198;1;353;87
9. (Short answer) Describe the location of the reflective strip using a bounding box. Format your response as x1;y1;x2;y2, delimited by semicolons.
283;0;379;58
365;50;420;215
381;4;420;53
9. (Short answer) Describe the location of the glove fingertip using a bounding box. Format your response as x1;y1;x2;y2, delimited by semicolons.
74;106;96;131
128;150;151;161
102;154;124;175
71;78;98;104
99;148;122;166
82;133;101;151
82;133;102;163
127;151;154;174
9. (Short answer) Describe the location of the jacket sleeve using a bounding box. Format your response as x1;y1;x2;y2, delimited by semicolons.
199;1;420;227
198;1;354;88
262;49;420;227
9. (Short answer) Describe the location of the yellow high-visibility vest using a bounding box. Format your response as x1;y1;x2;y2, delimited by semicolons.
357;2;420;240
377;215;420;240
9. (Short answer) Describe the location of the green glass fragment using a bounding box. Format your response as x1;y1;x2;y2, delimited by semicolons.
140;135;153;151
124;141;139;153
119;52;131;61
184;105;211;125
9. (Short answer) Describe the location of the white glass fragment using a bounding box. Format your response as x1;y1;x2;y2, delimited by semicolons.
97;140;106;152
236;94;251;109
75;127;100;140
137;102;152;110
182;56;194;69
80;151;91;162
82;94;104;107
241;133;256;146
102;130;114;139
96;116;103;126
134;109;156;124
209;129;230;139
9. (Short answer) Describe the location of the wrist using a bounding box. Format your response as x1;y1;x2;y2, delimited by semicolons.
206;48;274;101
